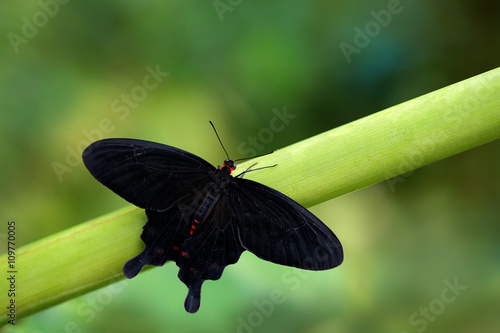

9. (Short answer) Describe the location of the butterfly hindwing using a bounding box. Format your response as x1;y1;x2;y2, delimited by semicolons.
123;207;186;278
230;177;343;270
123;174;245;313
82;138;215;211
176;194;244;313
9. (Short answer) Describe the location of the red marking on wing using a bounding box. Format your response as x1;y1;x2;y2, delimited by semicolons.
190;219;201;235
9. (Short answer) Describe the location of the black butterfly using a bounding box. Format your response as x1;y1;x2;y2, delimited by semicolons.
82;125;343;313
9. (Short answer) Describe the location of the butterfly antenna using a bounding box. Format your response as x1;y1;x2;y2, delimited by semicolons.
209;121;230;160
236;163;277;178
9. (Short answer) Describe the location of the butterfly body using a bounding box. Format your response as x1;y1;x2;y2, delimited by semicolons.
83;138;343;313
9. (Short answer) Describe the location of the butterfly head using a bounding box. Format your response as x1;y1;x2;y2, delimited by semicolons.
220;159;236;175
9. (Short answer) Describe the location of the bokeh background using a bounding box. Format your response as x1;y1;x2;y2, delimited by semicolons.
1;1;499;332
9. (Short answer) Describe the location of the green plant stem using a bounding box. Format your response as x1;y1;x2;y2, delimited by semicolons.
1;67;499;324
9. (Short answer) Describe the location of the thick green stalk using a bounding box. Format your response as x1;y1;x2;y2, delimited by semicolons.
1;67;499;324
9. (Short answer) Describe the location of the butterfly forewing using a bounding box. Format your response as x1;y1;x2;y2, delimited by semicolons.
230;178;343;270
83;138;214;211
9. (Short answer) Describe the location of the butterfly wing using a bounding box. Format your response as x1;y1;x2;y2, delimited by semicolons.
122;207;187;279
82;138;215;211
175;194;244;313
122;182;244;313
230;178;343;270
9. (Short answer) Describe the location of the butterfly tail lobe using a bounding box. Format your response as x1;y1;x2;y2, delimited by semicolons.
184;280;203;313
123;253;147;279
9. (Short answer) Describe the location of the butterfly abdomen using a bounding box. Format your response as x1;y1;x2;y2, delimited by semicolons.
190;196;214;235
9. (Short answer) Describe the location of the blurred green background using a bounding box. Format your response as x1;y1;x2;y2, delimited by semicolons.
1;0;499;332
